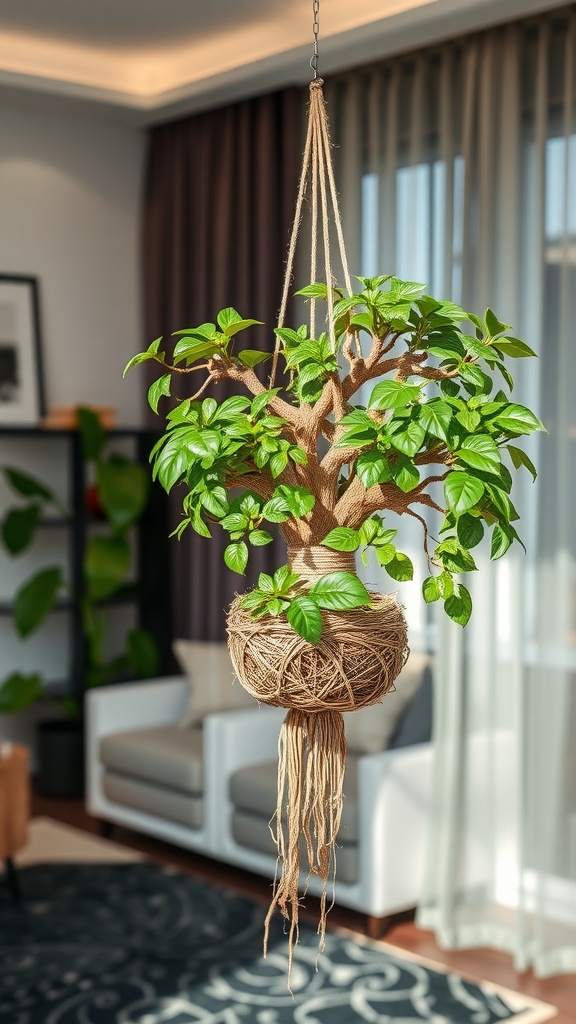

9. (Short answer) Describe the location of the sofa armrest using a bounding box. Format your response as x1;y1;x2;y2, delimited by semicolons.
355;741;433;914
203;705;285;839
85;676;189;816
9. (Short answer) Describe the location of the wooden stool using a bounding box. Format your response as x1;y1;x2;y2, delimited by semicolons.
0;742;30;901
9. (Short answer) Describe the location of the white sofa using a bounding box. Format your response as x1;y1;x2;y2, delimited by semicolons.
86;675;434;931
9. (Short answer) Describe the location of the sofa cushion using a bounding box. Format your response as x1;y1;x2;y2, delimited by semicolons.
389;664;433;749
343;652;431;755
231;810;359;884
229;755;359;845
173;640;256;727
100;725;203;794
103;771;203;829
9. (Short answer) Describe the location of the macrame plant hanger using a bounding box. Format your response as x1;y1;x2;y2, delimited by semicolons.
228;0;409;987
268;7;351;972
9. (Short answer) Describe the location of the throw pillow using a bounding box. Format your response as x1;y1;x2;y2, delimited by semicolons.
343;651;431;755
174;640;256;728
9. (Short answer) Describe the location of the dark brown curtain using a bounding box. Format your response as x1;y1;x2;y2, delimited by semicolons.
143;88;301;640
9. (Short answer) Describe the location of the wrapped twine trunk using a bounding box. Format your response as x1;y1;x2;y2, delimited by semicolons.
227;79;410;979
227;547;409;975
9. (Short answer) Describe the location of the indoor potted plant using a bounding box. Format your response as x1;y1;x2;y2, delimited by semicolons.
0;407;159;796
125;81;543;965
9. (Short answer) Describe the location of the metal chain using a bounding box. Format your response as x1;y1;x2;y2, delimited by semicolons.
310;0;320;78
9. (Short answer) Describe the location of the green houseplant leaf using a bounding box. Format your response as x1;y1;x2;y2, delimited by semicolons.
2;505;41;554
85;536;131;600
96;456;149;533
0;672;44;712
14;567;63;637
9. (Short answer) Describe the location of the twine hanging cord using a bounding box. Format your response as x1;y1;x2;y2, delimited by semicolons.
271;79;353;387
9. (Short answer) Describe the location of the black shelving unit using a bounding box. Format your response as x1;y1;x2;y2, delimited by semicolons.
0;426;172;703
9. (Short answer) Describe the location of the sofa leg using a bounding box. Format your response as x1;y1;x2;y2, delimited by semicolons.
98;820;115;839
366;914;390;940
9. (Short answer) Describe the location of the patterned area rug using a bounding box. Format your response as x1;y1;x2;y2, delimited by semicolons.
0;859;555;1024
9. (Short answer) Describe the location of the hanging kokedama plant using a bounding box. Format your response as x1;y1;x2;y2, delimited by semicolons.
125;49;542;981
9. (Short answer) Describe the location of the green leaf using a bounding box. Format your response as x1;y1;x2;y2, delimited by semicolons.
85;535;131;600
456;513;484;549
225;319;264;338
388;419;426;458
287;596;323;643
123;337;164;376
435;537;477;573
294;283;329;299
2;504;41;554
224;541;249;574
273;565;300;592
237;349;271;367
261;497;291;523
216;307;242;332
422;576;441;603
456;407;481;432
375;543;396;566
0;672;44;712
368;380;421;411
249;529;273;546
356;451;392;488
269;450;289;478
506;444;537;481
485;308;511;336
126;628;160;678
419;400;453;442
384;553;414;582
444;472;485;516
493;404;545;435
77;406;106;460
444;584;473;626
220;512;249;532
321;527;361;552
148;373;172;414
200;487;229;518
456;434;501;473
96;456;148;533
391;454;420;493
492;336;537;358
309;572;371;611
14;567;63;636
491;522;514;560
172;337;219;363
201;398;218;423
275;485;315;518
251;389;280;418
2;467;54;503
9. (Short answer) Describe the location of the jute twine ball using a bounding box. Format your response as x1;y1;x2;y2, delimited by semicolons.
226;592;409;713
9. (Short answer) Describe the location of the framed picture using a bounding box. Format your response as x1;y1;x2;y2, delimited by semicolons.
0;275;45;426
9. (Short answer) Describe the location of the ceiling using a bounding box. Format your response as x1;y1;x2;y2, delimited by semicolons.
0;0;565;122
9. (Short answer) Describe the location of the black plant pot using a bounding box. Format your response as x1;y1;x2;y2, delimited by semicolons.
37;719;84;798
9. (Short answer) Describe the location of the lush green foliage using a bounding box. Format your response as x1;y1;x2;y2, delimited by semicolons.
126;277;544;642
0;409;159;714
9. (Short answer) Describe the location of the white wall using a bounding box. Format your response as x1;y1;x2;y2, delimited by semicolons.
0;96;146;424
0;95;146;750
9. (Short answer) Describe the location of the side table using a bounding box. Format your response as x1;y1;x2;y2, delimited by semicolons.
0;742;30;901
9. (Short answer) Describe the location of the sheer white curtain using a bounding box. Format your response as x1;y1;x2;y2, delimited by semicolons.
327;7;576;974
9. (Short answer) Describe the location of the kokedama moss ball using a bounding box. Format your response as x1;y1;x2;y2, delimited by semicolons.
227;594;409;713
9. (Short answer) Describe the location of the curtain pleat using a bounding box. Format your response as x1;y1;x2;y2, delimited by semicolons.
325;7;576;975
142;89;300;639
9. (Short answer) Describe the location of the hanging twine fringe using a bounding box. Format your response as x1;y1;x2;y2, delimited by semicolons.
263;709;346;983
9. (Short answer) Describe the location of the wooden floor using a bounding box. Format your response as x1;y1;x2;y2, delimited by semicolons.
31;788;574;1022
